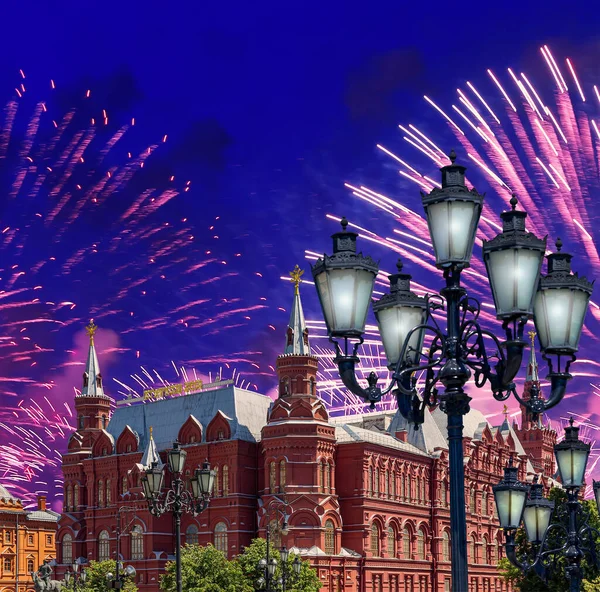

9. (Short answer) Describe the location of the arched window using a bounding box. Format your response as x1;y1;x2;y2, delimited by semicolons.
441;481;447;506
470;488;476;514
402;527;411;559
73;484;79;509
213;466;220;497
387;526;395;557
470;534;477;563
391;471;396;498
27;558;35;573
122;476;128;495
105;479;111;506
131;525;143;560
279;460;286;493
214;522;228;554
481;490;488;516
325;463;331;493
97;480;104;507
98;530;110;561
482;535;489;564
186;525;198;546
320;461;325;493
269;461;276;493
415;476;421;502
65;485;72;511
102;415;107;429
401;475;406;500
370;523;380;556
384;471;389;497
78;415;84;430
222;465;229;497
367;467;373;496
417;528;425;560
62;534;73;564
442;531;450;561
324;520;335;555
374;468;379;497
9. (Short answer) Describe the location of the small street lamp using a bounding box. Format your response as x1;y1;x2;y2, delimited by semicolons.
64;562;87;590
106;564;136;590
141;442;215;592
312;152;593;590
496;419;600;592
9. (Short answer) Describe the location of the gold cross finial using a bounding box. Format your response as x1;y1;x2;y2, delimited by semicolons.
85;319;98;345
503;404;509;419
289;265;304;295
149;426;153;440
528;330;536;347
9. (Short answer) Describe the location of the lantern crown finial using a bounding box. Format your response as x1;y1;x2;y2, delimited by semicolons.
556;237;563;252
510;193;518;210
449;149;456;163
396;258;403;273
340;216;348;231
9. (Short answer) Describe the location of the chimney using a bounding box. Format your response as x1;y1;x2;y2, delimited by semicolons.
395;430;408;443
37;496;46;511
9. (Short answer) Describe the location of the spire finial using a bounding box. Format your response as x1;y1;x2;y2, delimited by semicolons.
449;149;457;163
149;426;153;440
510;193;518;210
396;258;404;273
556;237;563;252
569;416;575;428
340;217;348;231
528;330;536;347
85;319;98;345
289;265;304;295
503;404;509;419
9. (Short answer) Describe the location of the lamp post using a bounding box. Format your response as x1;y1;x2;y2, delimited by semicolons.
141;442;215;592
64;562;87;591
257;547;301;592
105;564;136;590
495;419;600;592
257;499;291;592
311;151;592;590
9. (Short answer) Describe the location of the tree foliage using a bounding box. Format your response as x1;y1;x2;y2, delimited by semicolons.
497;487;600;591
62;561;138;592
160;544;251;592
159;539;321;592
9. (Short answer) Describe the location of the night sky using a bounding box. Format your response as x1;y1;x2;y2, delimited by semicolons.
1;0;600;506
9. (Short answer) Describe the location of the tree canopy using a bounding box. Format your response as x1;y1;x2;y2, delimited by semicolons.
61;560;138;592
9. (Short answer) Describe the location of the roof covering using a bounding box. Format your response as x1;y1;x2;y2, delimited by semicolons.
106;385;273;451
0;483;18;503
335;424;431;458
26;509;60;522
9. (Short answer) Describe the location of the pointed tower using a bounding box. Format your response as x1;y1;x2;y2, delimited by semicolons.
514;331;557;476
260;265;340;554
74;320;112;448
138;427;163;470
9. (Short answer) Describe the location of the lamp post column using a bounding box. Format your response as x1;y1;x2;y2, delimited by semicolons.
440;271;471;592
173;477;183;592
265;525;271;592
565;490;583;592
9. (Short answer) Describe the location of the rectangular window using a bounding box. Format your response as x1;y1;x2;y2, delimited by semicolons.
28;534;34;545
4;531;11;543
46;534;53;546
4;557;13;572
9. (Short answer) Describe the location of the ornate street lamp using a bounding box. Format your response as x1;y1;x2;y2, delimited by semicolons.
493;458;529;531
312;151;593;591
141;443;215;592
496;419;600;592
64;564;86;590
106;564;136;590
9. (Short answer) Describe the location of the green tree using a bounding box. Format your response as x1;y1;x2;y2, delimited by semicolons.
61;561;138;592
160;544;252;592
235;538;321;592
498;487;600;591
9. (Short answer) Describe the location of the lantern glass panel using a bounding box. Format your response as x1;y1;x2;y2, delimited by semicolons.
534;288;589;352
494;488;527;529
315;268;375;335
168;445;187;474
375;305;425;368
198;465;215;496
523;504;553;544
555;447;590;488
428;200;478;265
488;248;542;316
595;483;600;515
146;467;164;496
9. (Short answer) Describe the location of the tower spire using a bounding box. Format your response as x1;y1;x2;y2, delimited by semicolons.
526;330;539;383
80;319;105;397
285;265;310;355
139;427;163;470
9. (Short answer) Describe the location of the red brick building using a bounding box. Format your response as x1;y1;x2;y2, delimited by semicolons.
56;279;555;592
